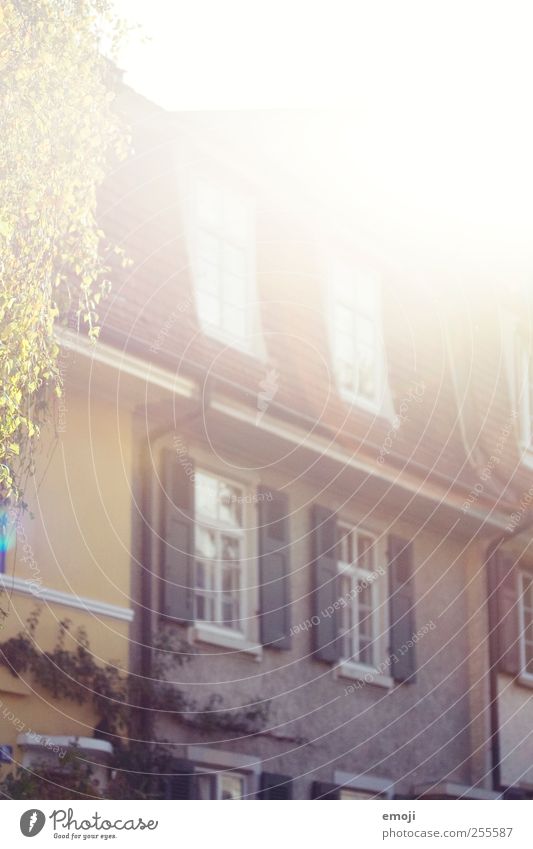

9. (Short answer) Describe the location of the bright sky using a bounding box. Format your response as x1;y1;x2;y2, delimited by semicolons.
115;1;533;281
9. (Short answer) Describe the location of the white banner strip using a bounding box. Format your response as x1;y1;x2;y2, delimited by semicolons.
1;799;530;848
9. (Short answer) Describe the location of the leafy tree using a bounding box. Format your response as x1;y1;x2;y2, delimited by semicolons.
0;0;129;504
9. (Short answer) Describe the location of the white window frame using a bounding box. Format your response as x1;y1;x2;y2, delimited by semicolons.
518;569;533;682
193;468;247;635
335;523;392;687
187;746;261;800
337;523;380;667
196;768;248;800
327;256;386;412
186;171;260;354
335;770;395;800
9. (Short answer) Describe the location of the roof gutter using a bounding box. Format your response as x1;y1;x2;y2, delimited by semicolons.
63;327;517;529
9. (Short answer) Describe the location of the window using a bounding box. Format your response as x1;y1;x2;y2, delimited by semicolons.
335;771;395;799
329;260;383;406
337;525;380;667
191;177;255;347
519;571;533;676
196;770;246;800
194;470;245;631
340;788;380;800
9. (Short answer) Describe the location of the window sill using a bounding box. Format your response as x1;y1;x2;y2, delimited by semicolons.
517;672;533;689
189;623;262;660
335;660;394;689
338;387;382;415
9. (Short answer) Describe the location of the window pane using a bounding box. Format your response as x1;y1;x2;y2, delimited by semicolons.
357;344;377;401
357;274;378;316
223;244;246;278
335;303;353;336
196;291;221;327
222;594;239;629
223;270;247;307
358;582;373;613
221;535;240;561
336;331;354;362
222;303;247;340
197;257;220;296
197;182;220;229
338;527;353;565
220;773;244;800
221;541;241;628
340;789;375;800
196;560;206;589
223;194;249;242
340;574;355;659
195;566;216;621
357;534;375;571
197;229;219;265
333;263;356;306
195;527;216;559
219;483;243;526
337;360;356;395
357;315;375;349
195;472;218;519
359;637;374;666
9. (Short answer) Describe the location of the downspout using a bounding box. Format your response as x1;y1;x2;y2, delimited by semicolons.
485;514;533;794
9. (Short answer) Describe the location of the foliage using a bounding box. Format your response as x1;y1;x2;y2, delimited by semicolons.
0;610;130;733
0;611;272;798
0;0;129;504
0;750;103;800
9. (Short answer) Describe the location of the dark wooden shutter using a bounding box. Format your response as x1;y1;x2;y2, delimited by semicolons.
160;447;194;623
388;535;416;683
312;505;341;663
488;549;520;675
311;780;339;799
258;772;293;799
164;759;195;800
258;486;292;649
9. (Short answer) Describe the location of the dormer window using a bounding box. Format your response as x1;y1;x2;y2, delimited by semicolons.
328;259;384;408
190;176;256;349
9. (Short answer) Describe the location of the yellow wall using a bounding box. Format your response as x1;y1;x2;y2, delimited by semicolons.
0;369;133;771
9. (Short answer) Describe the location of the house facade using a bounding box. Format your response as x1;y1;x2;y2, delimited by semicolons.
2;86;533;800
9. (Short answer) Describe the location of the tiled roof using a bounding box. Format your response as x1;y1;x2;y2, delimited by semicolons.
95;87;530;516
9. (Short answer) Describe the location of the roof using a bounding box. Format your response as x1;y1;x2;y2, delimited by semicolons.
94;86;533;519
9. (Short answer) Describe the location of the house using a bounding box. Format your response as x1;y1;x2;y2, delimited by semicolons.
0;341;134;791
2;84;533;800
91;88;533;800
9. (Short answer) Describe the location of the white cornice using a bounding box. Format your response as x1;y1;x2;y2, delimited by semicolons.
210;397;512;530
56;327;195;399
0;575;134;623
57;329;512;530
